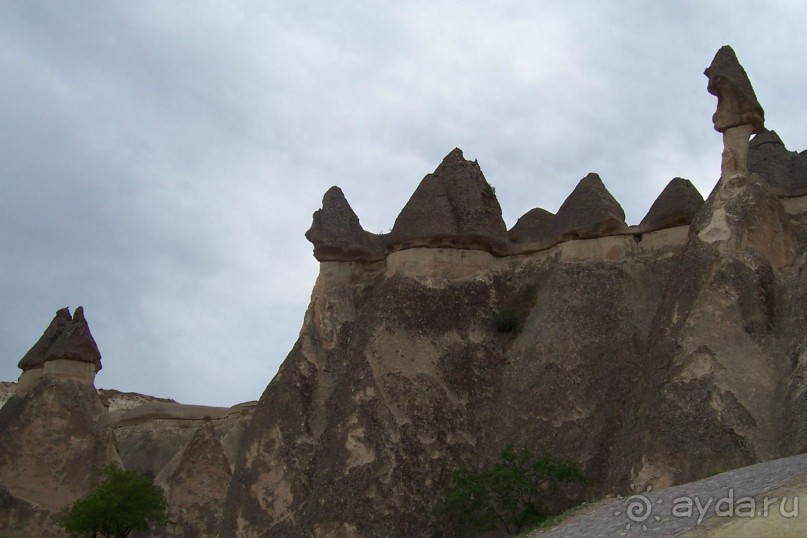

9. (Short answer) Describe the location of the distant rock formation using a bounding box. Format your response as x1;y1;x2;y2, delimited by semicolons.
640;177;704;232
16;306;102;395
155;421;232;537
0;307;116;537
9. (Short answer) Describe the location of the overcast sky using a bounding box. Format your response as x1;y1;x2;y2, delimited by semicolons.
2;1;806;407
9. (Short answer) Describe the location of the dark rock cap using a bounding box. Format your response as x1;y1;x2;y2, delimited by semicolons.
17;306;102;372
508;207;556;244
748;131;807;196
17;308;72;371
305;186;384;262
552;173;627;240
704;45;765;133
387;148;508;251
640;178;704;231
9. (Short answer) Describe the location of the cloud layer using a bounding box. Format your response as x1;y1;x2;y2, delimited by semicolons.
2;1;806;405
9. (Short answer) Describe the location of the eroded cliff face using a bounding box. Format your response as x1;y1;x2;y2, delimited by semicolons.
221;128;807;537
0;378;118;537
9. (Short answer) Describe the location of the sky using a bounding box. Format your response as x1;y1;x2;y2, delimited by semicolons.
2;1;806;407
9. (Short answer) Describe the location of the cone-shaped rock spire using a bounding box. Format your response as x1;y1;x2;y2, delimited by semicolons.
704;45;765;134
552;173;627;240
508;207;556;244
17;307;102;373
305;186;384;262
640;178;704;231
388;148;508;252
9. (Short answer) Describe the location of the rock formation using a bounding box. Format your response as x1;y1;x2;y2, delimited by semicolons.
639;177;704;231
305;186;385;262
749;130;807;196
705;45;765;177
387;148;509;253
218;45;807;537
16;306;102;395
0;307;116;537
6;45;807;538
155;420;232;536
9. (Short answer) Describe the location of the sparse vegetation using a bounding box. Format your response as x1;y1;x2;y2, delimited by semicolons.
61;465;170;538
442;446;587;536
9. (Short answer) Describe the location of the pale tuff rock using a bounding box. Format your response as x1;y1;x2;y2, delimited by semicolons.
639;177;704;232
387;148;508;252
156;421;232;537
305;186;385;262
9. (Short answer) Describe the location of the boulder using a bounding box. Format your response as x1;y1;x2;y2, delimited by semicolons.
639;177;704;231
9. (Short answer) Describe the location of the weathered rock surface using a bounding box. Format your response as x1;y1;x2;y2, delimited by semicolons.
507;173;628;249
639;177;704;231
112;400;255;477
156;421;232;537
18;306;102;372
508;207;556;244
704;45;764;134
305;186;385;262
17;307;72;372
0;377;118;536
387;148;508;253
552;172;628;240
749;130;807;196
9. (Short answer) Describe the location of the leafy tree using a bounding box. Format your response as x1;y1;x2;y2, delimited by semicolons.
61;464;170;538
443;446;587;535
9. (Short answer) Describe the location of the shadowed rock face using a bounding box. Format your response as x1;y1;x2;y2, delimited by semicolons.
0;378;117;536
156;421;232;537
508;207;555;244
387;148;508;252
749;131;807;196
640;177;704;231
508;173;627;248
17;306;102;372
305;187;384;262
704;45;765;134
17;308;72;371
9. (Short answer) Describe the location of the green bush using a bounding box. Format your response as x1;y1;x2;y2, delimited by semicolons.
61;465;170;538
443;446;587;535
